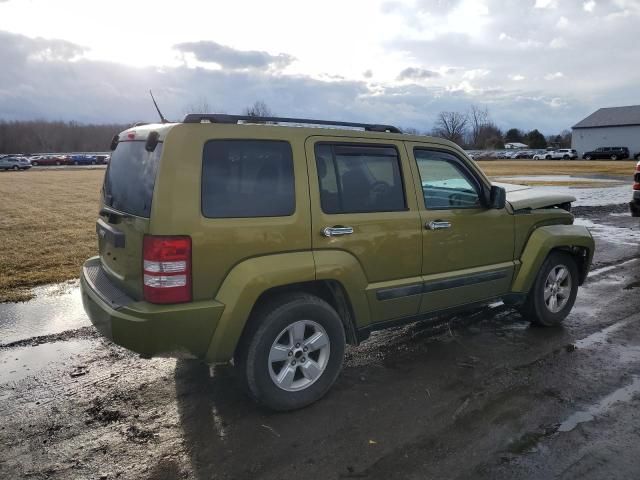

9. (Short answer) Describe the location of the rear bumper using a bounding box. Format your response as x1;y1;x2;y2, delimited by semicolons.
81;257;224;359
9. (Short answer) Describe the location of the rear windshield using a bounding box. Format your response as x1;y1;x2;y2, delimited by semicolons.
103;140;162;217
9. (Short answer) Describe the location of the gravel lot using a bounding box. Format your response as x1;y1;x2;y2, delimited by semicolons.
1;178;639;479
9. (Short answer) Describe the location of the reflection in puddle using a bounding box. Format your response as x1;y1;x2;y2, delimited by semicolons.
0;281;89;344
0;339;95;384
557;376;640;433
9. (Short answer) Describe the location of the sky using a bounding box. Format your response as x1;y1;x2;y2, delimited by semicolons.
0;0;638;133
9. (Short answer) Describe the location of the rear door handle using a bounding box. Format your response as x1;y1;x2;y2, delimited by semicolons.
426;220;451;230
322;226;354;237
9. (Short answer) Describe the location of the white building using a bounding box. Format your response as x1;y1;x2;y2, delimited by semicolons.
504;142;528;149
572;105;640;156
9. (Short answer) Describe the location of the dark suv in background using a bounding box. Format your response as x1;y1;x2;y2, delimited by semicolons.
582;147;630;160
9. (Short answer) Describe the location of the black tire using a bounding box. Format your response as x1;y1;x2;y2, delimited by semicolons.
611;155;618;160
91;160;96;165
12;165;19;171
236;293;346;411
635;154;640;160
32;161;38;166
545;155;552;160
518;251;579;327
585;155;592;160
55;161;61;165
563;155;569;160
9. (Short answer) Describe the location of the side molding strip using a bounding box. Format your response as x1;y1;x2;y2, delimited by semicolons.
375;269;510;301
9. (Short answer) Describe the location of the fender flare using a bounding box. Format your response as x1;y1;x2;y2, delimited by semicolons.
511;224;595;293
204;251;315;363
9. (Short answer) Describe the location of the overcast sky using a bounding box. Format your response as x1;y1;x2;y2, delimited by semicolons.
0;0;638;133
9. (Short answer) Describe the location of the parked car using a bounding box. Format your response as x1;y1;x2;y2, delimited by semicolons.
514;150;533;159
81;114;594;411
634;152;640;161
533;150;553;160
582;147;630;160
548;149;578;160
0;156;32;170
30;154;70;166
96;154;110;164
631;160;640;217
70;154;99;165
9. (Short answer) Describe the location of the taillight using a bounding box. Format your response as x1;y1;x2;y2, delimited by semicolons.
143;236;192;304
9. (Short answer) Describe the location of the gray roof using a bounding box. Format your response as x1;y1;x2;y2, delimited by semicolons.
573;105;640;129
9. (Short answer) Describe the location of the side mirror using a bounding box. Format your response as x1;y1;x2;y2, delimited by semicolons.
488;185;506;209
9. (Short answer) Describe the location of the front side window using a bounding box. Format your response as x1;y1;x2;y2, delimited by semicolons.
414;149;482;209
315;143;406;214
201;140;295;218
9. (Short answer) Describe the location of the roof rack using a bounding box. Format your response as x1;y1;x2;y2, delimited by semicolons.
182;113;401;133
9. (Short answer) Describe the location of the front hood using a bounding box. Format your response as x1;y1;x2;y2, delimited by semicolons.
493;182;576;210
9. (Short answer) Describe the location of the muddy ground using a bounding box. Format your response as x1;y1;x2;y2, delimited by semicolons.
1;204;639;480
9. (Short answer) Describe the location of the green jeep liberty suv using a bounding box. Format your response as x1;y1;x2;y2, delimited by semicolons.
81;114;594;410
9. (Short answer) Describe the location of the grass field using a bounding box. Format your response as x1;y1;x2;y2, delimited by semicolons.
0;160;635;302
0;169;104;302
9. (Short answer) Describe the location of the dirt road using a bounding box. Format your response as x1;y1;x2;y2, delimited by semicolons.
1;205;639;480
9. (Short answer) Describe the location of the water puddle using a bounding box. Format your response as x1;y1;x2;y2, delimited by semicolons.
573;315;638;349
574;218;640;246
0;338;95;384
0;281;89;345
557;376;640;433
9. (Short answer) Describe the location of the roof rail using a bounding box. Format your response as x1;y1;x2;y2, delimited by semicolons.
182;113;401;133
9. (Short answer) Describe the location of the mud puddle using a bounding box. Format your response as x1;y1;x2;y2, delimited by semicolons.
0;338;96;384
557;376;640;433
0;280;89;344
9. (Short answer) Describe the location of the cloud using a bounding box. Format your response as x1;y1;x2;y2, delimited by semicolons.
544;71;564;80
509;74;525;81
397;67;441;81
583;0;596;12
363;69;373;78
173;40;294;70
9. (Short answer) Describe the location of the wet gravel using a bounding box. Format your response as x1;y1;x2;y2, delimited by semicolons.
1;208;639;480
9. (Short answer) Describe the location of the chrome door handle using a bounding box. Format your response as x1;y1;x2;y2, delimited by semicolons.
426;220;451;230
322;226;354;237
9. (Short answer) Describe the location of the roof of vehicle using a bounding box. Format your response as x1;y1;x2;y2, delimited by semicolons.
117;114;459;149
573;105;640;129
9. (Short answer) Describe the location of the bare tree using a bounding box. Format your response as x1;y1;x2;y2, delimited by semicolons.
243;100;274;117
468;105;489;148
433;111;469;146
184;97;213;114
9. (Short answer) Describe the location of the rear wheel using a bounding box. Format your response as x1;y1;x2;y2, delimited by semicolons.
32;161;38;166
55;161;61;165
585;155;592;160
12;165;18;171
519;252;578;327
611;155;618;160
563;155;569;160
237;293;346;411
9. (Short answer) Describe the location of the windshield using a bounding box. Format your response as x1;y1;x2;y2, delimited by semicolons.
103;140;162;218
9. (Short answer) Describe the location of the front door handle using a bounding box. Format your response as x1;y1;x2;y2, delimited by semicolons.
426;220;451;230
322;226;354;237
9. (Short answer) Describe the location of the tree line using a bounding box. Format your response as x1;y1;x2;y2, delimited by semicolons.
405;105;572;150
0;101;570;154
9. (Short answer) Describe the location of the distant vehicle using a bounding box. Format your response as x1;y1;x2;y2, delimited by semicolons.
582;147;630;160
0;156;32;170
514;150;534;159
548;149;578;160
96;154;110;164
30;155;70;166
533;150;553;160
70;154;98;165
634;152;640;161
631;161;640;217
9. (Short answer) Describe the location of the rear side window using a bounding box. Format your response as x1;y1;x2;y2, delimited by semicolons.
201;140;295;218
315;143;406;214
103;141;162;218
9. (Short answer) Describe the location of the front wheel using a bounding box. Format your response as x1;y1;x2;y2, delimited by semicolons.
611;155;618;160
518;252;579;327
237;293;346;411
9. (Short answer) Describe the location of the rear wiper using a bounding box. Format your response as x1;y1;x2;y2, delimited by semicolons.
99;206;131;219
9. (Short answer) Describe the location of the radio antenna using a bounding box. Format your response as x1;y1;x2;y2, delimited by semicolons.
149;90;168;124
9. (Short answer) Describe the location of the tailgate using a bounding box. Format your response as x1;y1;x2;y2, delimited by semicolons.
99;139;163;299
